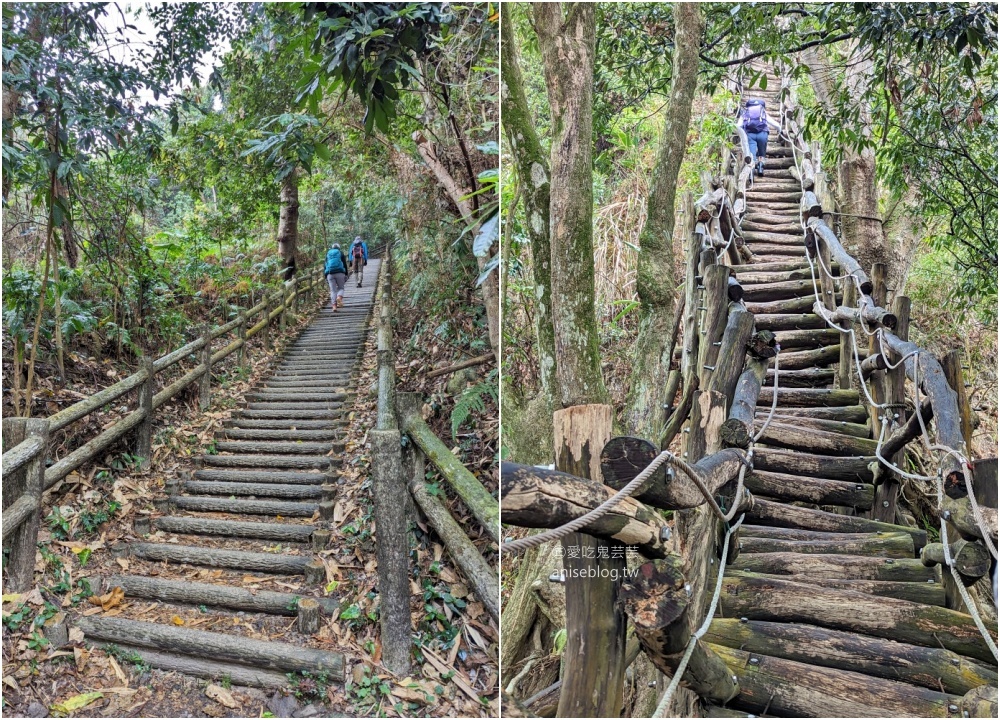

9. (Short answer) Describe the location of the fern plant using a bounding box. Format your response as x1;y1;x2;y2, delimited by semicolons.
450;369;498;439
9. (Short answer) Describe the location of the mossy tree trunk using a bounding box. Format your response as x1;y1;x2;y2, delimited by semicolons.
277;169;299;280
501;10;558;410
625;2;705;439
533;2;609;408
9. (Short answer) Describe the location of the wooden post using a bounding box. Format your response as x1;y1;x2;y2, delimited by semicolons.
199;325;212;411
2;417;49;591
873;296;910;522
818;233;836;312
237;310;248;370
866;263;888;431
371;259;412;677
135;355;153;470
292;276;300;314
941;349;973;455
837;280;856;390
263;296;272;351
699;266;731;389
280;282;289;332
554;404;625;719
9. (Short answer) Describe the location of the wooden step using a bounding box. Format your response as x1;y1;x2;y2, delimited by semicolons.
757;387;858;407
753;413;870;438
214;440;335;455
193;468;332;484
744;242;804;257
718;573;994;662
739;531;912;556
752;447;874;481
771;328;842;349
747;498;927;548
180;480;325;499
75;617;344;678
754;404;870;423
710;643;960;718
752;420;878;456
172;495;318;517
728;569;944;605
706;619;996;696
731;552;936;582
221;428;337;441
199;454;332;469
223;419;342;430
152;515;315;542
238;408;342;419
764;367;835;387
127;542;313;574
743;231;804;245
746;470;873;509
770;343;840;369
753;313;826;331
742;279;818;302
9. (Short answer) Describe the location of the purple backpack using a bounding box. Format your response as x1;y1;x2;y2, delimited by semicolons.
744;101;767;133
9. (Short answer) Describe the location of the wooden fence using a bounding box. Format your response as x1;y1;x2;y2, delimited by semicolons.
369;251;499;676
2;266;327;591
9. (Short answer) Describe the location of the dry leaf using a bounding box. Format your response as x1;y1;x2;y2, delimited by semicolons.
116;557;129;571
108;654;128;685
69;626;84;643
74;647;89;671
88;586;124;611
51;691;103;714
171;615;185;626
205;684;237;708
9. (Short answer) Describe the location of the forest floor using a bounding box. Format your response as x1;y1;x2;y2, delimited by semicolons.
2;278;499;718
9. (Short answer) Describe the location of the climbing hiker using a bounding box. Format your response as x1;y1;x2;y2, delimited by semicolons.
324;242;348;312
738;98;780;176
350;235;368;288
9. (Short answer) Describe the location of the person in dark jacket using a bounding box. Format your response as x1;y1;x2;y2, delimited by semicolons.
324;242;348;311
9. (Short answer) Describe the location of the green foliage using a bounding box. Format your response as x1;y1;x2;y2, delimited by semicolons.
451;368;499;438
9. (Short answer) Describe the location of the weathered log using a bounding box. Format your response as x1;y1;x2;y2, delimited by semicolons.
770;343;840;370
152;516;314;542
720;357;768;448
744;294;817;315
619;555;739;703
711;643;961;718
741;279;817;302
752;420;878;457
75;617;344;679
699;267;732;388
764;367;835;387
739;529;912;556
941;349;974;466
409;478;499;623
799;190;821;219
748;498;927;549
745;470;873;509
753;447;875;482
771;328;841;349
807;217;872;294
921;540;991;583
127;542;311;574
754;413;870;438
941;495;998;544
501;461;671;557
753;313;825;331
659;372;698;450
962;684;998;719
171;495;317;516
814;299;897;331
706;618;993;696
695;187;728;221
757;387;859;407
705;305;756;405
2;419;48;590
731;551;937;582
90;643;289;688
799;157;815;190
551;404;625;719
401;408;499;542
180;480;322;499
752;404;870;423
718;573;996;663
746;330;777;360
107;575;337;615
728;568;945;605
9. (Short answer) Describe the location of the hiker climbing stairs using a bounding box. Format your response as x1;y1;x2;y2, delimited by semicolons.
73;260;382;688
698;72;997;718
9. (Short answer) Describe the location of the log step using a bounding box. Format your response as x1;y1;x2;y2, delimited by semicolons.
742;231;805;245
710;643;960;718
214;440;334;455
74;617;344;678
752;421;878;456
771;328;842;349
706;619;996;697
152;515;315;542
769;344;840;370
753;413;870;438
764;367;835;387
727;569;945;606
199;454;331;469
718;573;995;662
753;445;875;481
748;498;927;549
193;468;332;485
753;313;826;331
221;428;338;441
742;279;819;302
172;496;318;517
246;402;344;411
753;404;870;423
739;532;913;557
127;542;312;574
224;419;342;430
757;388;859;407
746;470;873;509
108;575;336;616
744;242;805;257
237;409;342;419
730;552;937;582
180;480;324;500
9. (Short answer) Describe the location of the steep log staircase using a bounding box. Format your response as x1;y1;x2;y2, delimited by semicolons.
696;76;997;718
72;261;381;688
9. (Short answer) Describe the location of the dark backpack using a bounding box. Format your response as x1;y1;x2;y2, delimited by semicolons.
744;100;767;133
352;243;364;259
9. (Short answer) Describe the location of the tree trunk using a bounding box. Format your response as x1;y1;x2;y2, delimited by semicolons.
533;2;608;408
501;13;558;407
625;2;704;438
277;169;299;280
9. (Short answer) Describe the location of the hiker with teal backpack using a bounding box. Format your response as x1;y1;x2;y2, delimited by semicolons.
738;99;781;176
324;242;349;312
349;236;368;288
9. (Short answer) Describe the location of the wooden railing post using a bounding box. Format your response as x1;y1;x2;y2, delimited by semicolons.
135;355;153;470
237;310;248;370
837;280;857;390
2;417;49;591
199;325;212;411
263;296;272;351
369;257;412;677
873;294;909;521
866;263;889;430
554;404;625;718
941;349;974;454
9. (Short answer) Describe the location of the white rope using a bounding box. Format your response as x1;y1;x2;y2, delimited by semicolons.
652;513;746;718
